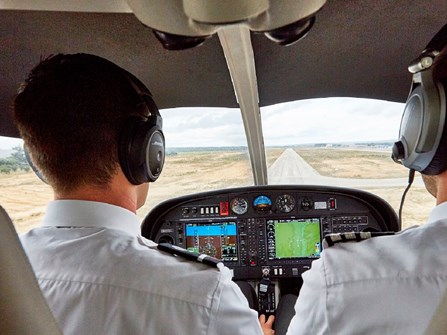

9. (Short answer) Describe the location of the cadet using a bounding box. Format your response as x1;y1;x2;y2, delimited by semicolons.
14;53;273;335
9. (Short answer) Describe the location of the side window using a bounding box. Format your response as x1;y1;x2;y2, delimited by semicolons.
0;137;52;233
1;107;254;233
137;107;252;218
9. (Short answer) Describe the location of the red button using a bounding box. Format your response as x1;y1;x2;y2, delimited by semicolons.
220;202;229;216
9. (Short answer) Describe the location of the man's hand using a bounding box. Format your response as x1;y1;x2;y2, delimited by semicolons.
259;314;275;335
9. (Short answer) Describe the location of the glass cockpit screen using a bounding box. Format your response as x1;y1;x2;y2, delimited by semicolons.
185;222;238;261
267;218;321;259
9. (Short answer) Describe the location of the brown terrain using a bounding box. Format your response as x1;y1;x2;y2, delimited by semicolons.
0;148;434;234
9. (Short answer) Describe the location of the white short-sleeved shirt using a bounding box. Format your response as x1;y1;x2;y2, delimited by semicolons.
287;202;447;335
20;200;263;335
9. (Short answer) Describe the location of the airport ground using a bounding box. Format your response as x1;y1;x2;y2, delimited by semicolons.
0;147;434;234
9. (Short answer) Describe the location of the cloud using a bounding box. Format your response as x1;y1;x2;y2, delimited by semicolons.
162;98;405;147
162;107;246;147
0;136;23;150
1;98;405;149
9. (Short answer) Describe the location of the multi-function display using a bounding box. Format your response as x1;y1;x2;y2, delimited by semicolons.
267;218;321;260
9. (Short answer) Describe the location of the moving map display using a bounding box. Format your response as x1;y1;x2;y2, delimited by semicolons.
267;218;321;259
185;222;238;261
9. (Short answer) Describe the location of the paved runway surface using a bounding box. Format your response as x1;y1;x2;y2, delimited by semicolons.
268;148;423;187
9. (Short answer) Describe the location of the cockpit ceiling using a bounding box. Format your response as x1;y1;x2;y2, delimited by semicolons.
1;0;447;138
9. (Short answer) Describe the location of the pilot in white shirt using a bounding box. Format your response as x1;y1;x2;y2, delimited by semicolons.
286;32;447;335
21;200;264;335
287;203;447;335
13;53;271;335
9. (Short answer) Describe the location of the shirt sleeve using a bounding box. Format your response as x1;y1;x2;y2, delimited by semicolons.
208;274;263;335
286;257;328;335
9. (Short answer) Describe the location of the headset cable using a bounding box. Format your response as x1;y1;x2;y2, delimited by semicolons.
398;169;415;227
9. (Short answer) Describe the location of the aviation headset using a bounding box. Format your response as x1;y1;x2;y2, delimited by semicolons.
392;24;447;175
25;55;165;185
118;69;165;184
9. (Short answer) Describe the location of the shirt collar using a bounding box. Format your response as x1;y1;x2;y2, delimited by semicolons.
427;201;447;224
41;200;141;236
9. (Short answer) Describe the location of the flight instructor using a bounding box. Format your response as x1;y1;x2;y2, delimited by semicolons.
284;25;447;335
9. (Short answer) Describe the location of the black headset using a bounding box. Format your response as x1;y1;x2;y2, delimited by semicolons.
117;70;165;185
392;24;447;175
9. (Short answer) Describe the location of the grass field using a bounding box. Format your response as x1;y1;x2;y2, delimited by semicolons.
295;147;406;179
293;147;433;228
0;147;434;233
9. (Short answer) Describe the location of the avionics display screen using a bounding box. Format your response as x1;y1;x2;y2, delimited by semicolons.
267;218;321;260
185;222;238;261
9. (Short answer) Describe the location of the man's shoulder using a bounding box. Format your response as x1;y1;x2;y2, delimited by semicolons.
23;228;233;308
135;236;232;282
22;227;230;282
319;224;447;284
121;237;237;307
322;231;395;249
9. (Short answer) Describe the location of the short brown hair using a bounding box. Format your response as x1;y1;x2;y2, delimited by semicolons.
14;53;145;193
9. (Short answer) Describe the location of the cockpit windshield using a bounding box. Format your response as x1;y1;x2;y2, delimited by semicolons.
262;98;434;229
0;98;435;233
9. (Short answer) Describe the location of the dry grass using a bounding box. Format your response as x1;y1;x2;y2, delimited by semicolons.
0;171;52;233
0;148;434;233
295;147;409;178
365;186;434;229
138;150;252;217
293;147;433;229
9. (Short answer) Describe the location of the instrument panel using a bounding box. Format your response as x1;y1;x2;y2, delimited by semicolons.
141;185;399;280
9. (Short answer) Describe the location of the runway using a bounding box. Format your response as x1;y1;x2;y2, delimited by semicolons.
267;148;423;188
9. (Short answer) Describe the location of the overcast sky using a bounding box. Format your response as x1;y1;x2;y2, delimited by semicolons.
162;97;404;147
0;97;404;149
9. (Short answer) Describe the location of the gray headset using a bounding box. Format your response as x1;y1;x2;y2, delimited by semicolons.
392;24;447;174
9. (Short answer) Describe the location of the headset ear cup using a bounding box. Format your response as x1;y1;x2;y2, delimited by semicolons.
396;71;446;173
24;147;48;184
395;23;447;173
422;139;447;175
119;118;137;184
145;129;165;181
119;117;165;184
421;82;447;175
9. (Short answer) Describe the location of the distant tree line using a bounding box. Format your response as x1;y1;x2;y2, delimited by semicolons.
0;146;180;173
0;146;30;173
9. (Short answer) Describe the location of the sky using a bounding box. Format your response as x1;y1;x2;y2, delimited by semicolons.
0;97;404;149
0;135;22;150
162;97;404;147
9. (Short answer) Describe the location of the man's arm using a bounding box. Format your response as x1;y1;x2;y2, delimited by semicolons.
209;278;264;335
286;258;328;334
